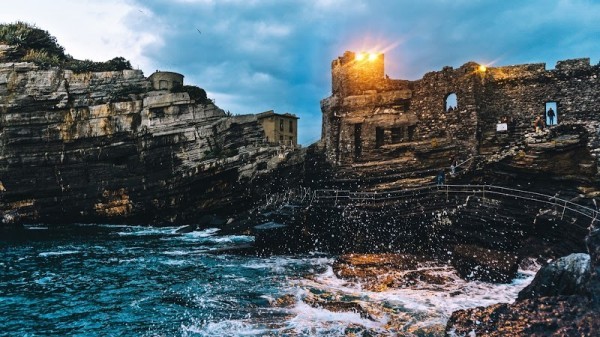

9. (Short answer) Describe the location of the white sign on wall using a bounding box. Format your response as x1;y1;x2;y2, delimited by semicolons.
496;123;508;132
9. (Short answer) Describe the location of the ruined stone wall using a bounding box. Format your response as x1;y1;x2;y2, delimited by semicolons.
322;55;485;167
322;52;600;182
479;59;600;133
409;62;483;152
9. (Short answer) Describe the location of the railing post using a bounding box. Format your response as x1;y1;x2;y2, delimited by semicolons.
591;211;598;227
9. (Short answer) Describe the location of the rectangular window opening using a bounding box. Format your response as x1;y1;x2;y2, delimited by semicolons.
407;125;416;141
375;127;384;148
545;102;558;126
391;127;403;143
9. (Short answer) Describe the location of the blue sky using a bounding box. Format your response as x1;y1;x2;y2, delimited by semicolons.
2;0;600;145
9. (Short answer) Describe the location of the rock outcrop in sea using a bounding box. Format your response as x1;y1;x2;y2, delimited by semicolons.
446;222;600;336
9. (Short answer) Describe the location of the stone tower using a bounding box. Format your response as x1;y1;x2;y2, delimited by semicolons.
148;71;184;90
331;50;385;96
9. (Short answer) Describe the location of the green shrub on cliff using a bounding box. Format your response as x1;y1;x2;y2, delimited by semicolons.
22;49;62;68
65;57;132;73
0;21;133;72
0;21;66;60
171;85;210;104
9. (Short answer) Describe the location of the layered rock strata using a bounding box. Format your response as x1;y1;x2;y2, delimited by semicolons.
0;59;300;225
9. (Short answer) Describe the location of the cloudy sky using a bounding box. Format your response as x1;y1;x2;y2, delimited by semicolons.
2;0;600;144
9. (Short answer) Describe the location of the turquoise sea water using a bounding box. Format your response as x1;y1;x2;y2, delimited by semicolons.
0;224;537;336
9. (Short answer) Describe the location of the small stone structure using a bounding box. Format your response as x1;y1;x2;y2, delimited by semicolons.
321;51;600;169
257;110;299;146
148;71;184;90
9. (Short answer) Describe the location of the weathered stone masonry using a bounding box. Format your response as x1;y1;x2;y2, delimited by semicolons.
321;51;600;178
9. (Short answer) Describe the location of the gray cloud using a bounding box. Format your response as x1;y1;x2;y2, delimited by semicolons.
126;0;600;144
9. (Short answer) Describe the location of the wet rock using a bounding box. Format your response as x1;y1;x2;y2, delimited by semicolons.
451;244;519;283
334;253;424;278
333;253;453;291
197;214;227;227
272;294;296;308
446;218;600;336
303;292;375;320
586;222;600;309
518;253;591;300
446;296;598;337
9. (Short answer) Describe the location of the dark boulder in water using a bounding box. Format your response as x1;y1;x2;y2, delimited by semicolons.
518;253;591;300
451;244;520;283
446;221;600;336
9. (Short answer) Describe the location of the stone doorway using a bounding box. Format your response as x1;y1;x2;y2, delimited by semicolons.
545;102;558;126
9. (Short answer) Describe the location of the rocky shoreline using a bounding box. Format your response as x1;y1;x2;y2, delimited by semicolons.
3;32;600;334
447;250;599;336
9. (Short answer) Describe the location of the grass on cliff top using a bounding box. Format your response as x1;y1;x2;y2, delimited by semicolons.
0;21;132;73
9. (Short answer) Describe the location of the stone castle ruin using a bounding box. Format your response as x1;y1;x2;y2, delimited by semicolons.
321;51;600;181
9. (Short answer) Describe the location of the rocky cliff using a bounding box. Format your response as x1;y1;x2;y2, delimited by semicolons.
0;48;302;226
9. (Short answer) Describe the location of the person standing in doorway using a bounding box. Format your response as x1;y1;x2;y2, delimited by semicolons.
547;107;555;125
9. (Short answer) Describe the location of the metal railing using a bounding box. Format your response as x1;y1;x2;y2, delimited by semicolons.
310;184;599;223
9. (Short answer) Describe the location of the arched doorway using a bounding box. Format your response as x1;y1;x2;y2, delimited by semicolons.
445;93;457;112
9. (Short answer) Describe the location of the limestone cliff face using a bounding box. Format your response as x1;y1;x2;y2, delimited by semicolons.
0;60;298;225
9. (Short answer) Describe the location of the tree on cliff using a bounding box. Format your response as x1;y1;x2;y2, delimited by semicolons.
0;21;132;72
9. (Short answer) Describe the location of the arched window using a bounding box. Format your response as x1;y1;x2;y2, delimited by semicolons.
445;93;457;112
545;102;558;126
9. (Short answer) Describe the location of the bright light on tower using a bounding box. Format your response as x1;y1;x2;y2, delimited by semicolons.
355;52;366;61
368;53;378;61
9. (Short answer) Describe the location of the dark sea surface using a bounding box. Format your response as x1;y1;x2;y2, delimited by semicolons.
0;224;537;336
